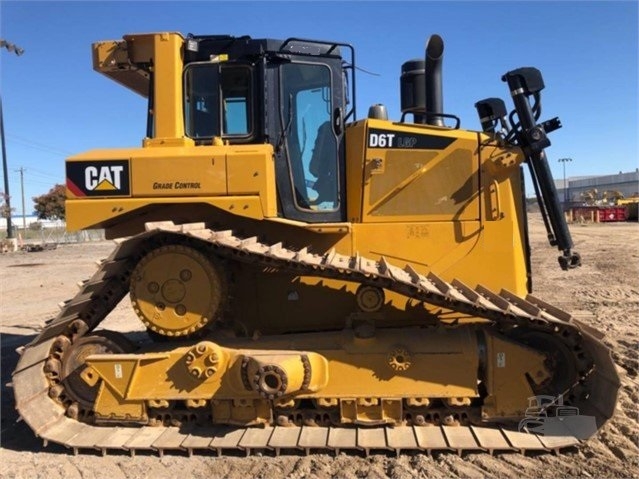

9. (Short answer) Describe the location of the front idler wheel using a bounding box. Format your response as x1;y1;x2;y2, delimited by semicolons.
59;331;135;413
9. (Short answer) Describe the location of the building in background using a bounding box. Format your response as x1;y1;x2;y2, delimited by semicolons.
0;214;64;231
556;169;639;207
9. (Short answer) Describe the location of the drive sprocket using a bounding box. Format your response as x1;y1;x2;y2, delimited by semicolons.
130;244;226;337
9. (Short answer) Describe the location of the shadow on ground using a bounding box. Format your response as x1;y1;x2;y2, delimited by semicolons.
1;332;68;454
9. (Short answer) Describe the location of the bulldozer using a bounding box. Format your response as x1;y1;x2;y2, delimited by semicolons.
11;32;619;455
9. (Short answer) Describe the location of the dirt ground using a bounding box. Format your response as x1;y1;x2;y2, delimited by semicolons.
1;213;637;479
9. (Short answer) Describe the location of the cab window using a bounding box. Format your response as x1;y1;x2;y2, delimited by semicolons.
184;64;253;140
280;63;339;212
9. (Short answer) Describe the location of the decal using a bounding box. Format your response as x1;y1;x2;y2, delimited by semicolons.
497;352;506;368
152;182;202;190
66;160;130;197
367;128;456;150
369;132;396;148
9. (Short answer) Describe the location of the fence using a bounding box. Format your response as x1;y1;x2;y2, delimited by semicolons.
1;225;106;252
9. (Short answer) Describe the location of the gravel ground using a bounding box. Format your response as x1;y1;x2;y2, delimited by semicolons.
1;213;637;478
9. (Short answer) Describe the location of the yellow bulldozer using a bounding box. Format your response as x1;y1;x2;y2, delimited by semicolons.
12;32;619;455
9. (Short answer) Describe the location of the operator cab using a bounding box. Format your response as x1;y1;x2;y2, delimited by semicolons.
180;35;355;223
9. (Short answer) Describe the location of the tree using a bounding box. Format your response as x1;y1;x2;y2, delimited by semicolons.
33;184;66;220
0;191;14;218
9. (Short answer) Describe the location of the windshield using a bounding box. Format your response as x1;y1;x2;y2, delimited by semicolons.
281;63;339;211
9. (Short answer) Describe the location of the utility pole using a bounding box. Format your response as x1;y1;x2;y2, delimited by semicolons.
16;167;26;229
558;157;572;205
0;97;12;238
1;39;25;239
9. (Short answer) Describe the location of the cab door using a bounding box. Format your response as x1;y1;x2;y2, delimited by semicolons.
274;59;346;223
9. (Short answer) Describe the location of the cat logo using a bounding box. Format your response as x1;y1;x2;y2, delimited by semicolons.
66;159;130;197
85;165;124;191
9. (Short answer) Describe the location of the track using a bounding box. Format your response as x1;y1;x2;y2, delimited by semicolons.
11;221;620;456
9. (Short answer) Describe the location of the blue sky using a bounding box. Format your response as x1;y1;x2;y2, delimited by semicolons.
1;0;637;214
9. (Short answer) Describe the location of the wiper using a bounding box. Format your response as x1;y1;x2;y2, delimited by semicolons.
276;93;294;153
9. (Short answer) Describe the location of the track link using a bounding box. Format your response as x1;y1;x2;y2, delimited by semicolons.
12;221;620;455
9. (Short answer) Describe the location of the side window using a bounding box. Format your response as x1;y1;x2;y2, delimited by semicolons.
184;64;220;139
184;64;252;140
221;67;251;136
281;63;338;212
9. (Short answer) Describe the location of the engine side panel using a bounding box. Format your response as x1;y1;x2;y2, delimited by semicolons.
65;143;277;231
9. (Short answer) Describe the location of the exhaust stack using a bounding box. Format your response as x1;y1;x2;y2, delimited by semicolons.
425;34;444;127
399;35;445;126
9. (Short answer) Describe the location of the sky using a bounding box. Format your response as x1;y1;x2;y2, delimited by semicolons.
1;0;637;215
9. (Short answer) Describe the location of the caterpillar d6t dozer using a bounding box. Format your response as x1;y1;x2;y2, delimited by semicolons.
12;32;620;455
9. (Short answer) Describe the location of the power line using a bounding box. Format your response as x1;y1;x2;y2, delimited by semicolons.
6;134;73;156
30;166;62;175
19;179;57;187
24;169;61;181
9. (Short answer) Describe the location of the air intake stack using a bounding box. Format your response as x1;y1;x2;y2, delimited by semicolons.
400;59;426;124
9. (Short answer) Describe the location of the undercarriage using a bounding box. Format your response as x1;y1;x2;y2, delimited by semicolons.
12;222;620;455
